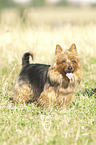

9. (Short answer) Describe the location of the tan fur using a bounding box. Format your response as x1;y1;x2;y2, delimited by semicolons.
37;44;82;108
12;43;82;108
13;80;33;103
37;68;75;108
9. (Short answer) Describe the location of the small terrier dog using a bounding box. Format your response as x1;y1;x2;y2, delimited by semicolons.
12;44;82;108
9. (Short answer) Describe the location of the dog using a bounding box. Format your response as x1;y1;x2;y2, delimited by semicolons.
12;43;82;108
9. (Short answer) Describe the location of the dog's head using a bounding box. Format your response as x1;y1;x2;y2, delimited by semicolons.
54;43;80;79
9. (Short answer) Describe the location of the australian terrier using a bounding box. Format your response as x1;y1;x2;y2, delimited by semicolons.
12;43;82;108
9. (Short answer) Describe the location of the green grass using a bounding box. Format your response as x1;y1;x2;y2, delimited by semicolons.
0;7;96;145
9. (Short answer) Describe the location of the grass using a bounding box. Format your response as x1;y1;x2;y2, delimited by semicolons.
0;7;96;145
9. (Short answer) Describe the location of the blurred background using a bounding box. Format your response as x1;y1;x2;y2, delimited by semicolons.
0;0;96;7
0;0;96;28
0;0;96;57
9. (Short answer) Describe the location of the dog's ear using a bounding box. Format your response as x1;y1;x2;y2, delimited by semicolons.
55;44;63;55
69;43;77;53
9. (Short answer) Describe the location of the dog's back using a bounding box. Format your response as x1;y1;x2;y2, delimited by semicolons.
19;63;50;93
12;52;50;103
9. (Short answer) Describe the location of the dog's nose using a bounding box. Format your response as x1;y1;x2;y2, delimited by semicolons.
68;66;72;70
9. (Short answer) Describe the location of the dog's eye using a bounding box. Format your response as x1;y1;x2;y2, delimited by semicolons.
62;60;66;63
71;59;75;63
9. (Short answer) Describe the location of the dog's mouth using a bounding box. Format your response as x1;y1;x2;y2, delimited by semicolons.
66;73;73;79
64;71;74;79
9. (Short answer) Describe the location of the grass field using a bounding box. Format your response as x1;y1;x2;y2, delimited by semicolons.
0;7;96;145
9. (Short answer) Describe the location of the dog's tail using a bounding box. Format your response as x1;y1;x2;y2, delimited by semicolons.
22;52;34;67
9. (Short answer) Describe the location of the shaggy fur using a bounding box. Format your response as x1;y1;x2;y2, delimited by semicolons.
12;44;82;108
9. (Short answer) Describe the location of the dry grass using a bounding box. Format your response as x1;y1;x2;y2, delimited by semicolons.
0;7;96;145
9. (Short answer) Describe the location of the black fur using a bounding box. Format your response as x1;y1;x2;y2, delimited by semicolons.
18;52;50;100
22;52;33;67
19;64;50;91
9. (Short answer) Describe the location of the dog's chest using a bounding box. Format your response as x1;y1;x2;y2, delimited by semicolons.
57;79;75;95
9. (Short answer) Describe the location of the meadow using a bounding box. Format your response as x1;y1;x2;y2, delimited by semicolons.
0;7;96;145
